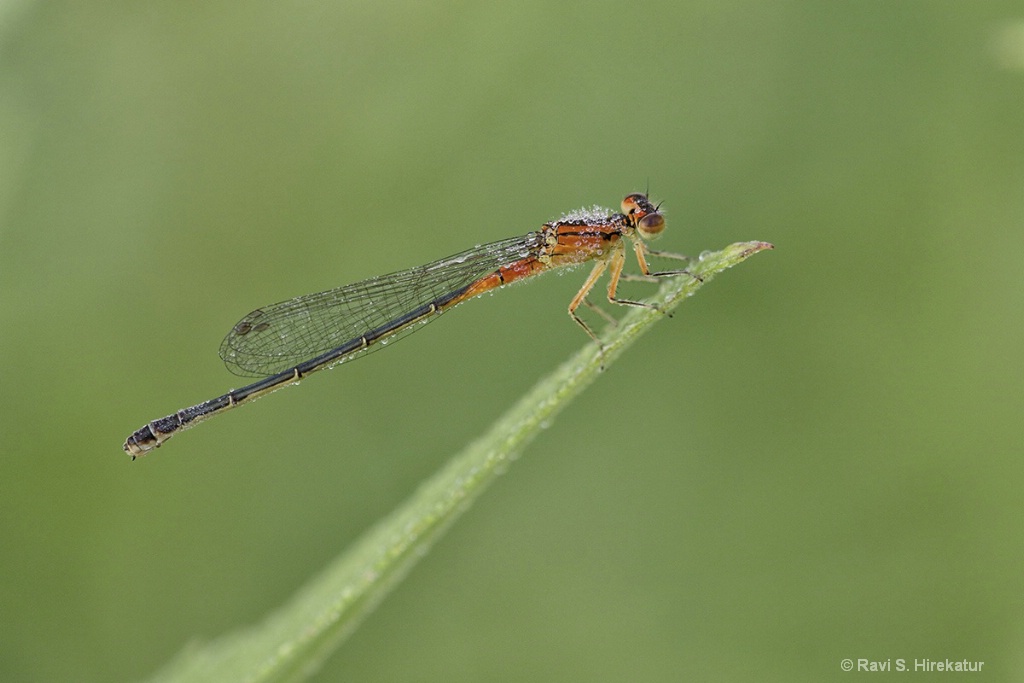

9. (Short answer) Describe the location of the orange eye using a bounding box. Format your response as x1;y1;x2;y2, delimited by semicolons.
621;193;647;215
637;212;665;238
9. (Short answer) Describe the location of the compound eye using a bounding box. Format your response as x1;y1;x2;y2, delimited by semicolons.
621;193;647;215
637;212;665;239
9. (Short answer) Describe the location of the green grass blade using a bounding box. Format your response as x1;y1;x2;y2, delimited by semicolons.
145;240;774;683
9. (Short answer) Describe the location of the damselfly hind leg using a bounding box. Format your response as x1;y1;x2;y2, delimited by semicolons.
568;260;608;349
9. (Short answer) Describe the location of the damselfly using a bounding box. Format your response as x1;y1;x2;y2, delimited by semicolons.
123;193;694;458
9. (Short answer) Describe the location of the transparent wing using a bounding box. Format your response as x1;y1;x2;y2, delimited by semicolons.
219;232;544;377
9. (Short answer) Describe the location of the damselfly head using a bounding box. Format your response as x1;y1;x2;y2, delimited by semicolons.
622;193;665;239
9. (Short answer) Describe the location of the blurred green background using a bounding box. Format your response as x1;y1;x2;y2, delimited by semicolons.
2;1;1023;680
